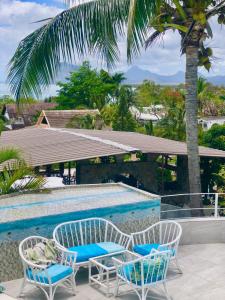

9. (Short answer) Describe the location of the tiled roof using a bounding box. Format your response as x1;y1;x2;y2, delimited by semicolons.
2;103;57;118
1;127;225;167
36;109;100;128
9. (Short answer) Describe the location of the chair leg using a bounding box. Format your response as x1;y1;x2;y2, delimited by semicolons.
114;277;120;297
49;285;53;300
163;282;171;300
175;257;183;274
18;278;26;298
71;275;76;295
141;287;146;300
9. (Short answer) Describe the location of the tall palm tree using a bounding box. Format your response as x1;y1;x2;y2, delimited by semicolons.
7;0;225;202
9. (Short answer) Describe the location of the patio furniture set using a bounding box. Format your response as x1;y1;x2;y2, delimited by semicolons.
19;218;182;300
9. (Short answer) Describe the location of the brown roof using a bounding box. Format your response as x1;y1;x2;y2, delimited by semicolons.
0;128;126;166
65;129;225;157
2;103;57;119
1;127;225;167
36;109;100;128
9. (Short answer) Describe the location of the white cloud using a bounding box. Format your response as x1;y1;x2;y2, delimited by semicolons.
0;0;61;81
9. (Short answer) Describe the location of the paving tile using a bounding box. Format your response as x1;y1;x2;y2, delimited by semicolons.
3;244;225;300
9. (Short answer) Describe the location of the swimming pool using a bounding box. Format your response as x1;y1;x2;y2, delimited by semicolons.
0;183;160;281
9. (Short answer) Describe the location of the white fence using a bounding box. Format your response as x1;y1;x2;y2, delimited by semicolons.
160;193;225;220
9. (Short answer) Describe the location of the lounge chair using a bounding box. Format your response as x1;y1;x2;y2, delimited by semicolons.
113;249;172;300
131;220;182;273
19;236;76;300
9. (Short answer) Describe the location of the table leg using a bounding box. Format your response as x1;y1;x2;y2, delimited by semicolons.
88;262;91;285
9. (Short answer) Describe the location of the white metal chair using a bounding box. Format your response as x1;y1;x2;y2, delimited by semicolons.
113;249;172;300
131;220;182;273
19;236;77;300
53;218;131;269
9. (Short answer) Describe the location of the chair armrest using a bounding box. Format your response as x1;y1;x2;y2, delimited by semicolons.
25;260;47;270
56;245;77;269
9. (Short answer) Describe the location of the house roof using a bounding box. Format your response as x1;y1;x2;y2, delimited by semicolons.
1;127;225;167
36;109;101;128
2;103;57;118
198;116;225;122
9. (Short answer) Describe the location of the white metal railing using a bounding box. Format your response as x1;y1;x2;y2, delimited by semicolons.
160;193;225;220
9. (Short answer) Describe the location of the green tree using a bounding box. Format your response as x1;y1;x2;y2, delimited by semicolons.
66;114;104;129
201;124;225;193
56;62;121;110
112;87;137;131
8;0;225;198
154;87;186;141
197;77;225;116
100;104;116;127
135;80;161;107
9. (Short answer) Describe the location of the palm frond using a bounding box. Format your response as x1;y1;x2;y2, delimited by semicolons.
0;160;46;195
207;0;225;18
8;0;130;100
145;30;166;48
0;148;21;165
126;0;161;61
8;0;163;100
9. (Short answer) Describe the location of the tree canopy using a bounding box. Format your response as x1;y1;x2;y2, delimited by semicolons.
56;62;124;110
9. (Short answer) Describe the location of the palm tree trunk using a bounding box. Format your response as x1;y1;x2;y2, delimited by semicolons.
185;46;202;211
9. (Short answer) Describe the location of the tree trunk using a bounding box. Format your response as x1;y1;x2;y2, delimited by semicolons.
185;46;202;211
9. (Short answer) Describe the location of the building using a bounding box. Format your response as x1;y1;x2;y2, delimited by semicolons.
198;116;225;131
1;127;225;195
36;109;104;129
130;105;164;124
2;102;57;130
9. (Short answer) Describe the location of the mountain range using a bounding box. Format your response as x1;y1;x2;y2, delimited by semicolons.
56;64;225;86
1;63;225;87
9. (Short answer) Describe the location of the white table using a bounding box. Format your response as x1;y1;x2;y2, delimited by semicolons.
89;250;139;297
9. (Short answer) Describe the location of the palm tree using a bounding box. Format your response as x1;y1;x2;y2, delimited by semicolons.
7;0;225;202
0;148;46;195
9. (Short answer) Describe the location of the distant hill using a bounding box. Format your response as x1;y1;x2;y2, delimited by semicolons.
205;75;225;86
123;66;225;86
124;66;185;85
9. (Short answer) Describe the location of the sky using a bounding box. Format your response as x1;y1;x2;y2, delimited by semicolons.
1;0;225;83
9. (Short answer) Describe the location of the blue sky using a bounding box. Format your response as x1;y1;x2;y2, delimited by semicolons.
1;0;225;83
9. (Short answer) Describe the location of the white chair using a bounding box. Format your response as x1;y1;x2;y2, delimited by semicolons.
113;249;172;300
131;220;182;273
19;236;77;300
53;218;131;269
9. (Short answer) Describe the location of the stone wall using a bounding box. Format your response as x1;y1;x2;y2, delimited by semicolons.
77;160;159;193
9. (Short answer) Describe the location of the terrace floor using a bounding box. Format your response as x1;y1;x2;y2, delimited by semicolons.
2;243;225;300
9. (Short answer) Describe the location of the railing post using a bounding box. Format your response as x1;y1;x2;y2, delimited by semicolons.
215;193;219;218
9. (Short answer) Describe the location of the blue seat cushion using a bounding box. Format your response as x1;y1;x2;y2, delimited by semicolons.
133;243;161;256
68;242;125;263
27;264;73;284
121;258;166;286
133;244;175;257
68;243;108;263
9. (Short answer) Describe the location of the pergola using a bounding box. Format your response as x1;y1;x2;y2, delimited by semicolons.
1;127;225;193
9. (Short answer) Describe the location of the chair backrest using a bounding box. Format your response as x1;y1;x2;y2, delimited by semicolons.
53;218;130;249
115;250;171;286
19;235;49;266
131;220;182;251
